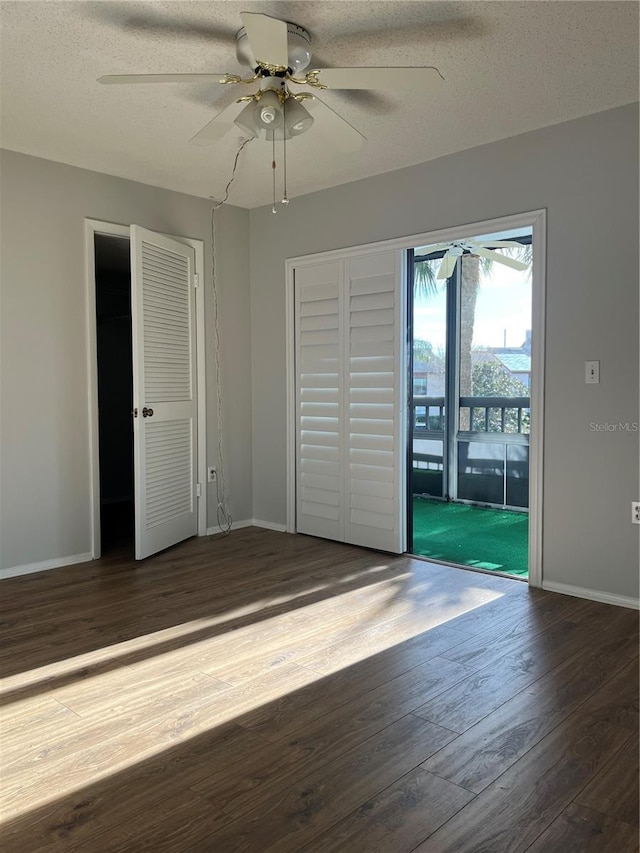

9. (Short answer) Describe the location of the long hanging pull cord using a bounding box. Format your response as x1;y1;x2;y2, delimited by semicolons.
282;99;289;205
271;133;277;214
210;135;253;535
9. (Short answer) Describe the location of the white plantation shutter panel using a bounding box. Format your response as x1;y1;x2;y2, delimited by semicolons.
345;253;403;551
131;226;198;560
294;251;404;554
295;261;344;541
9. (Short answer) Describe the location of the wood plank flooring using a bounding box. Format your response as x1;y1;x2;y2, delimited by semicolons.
1;527;638;852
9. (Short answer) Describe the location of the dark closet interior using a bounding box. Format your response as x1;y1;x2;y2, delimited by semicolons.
95;234;134;552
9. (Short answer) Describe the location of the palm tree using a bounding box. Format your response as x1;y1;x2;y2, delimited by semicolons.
413;245;532;429
413;337;433;365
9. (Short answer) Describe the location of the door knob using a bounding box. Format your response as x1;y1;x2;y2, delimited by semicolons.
142;407;154;418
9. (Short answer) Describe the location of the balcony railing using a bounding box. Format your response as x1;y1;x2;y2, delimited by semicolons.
460;396;530;435
412;396;445;432
412;395;530;436
411;395;531;508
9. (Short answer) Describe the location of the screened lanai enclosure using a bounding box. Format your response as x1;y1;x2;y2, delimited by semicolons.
408;231;532;578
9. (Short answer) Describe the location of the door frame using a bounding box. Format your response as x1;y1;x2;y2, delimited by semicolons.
286;209;546;587
85;218;207;559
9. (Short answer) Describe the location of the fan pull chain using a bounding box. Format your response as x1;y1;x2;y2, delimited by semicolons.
271;134;277;214
282;101;289;205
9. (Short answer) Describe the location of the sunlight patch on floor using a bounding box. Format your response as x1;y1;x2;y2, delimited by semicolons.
1;577;506;821
0;563;400;701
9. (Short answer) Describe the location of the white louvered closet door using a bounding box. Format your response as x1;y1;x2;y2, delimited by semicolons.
130;226;198;559
294;250;405;554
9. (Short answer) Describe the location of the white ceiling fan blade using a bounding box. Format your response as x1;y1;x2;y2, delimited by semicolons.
189;101;245;145
417;242;457;254
308;67;443;91
240;12;289;67
468;239;527;249
437;251;458;280
99;74;228;85
304;96;366;152
472;246;530;270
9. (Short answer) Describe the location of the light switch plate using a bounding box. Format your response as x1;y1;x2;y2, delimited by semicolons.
585;360;600;384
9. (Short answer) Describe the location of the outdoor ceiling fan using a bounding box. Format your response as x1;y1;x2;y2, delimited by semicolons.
422;239;531;280
98;11;444;152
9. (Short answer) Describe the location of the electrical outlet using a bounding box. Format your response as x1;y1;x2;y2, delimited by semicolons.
208;467;217;484
633;502;640;525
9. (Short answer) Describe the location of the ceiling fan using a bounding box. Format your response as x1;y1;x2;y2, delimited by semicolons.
98;11;444;152
421;239;531;280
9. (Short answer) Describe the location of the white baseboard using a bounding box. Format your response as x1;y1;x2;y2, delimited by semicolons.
252;519;287;532
230;519;255;531
205;518;287;536
543;580;640;611
0;552;93;581
205;519;252;536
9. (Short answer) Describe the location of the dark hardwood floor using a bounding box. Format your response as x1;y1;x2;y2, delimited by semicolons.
1;527;638;852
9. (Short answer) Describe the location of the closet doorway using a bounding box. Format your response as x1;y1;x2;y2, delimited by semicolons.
86;220;208;560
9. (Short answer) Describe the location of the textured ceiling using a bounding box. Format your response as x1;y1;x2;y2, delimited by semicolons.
0;1;637;208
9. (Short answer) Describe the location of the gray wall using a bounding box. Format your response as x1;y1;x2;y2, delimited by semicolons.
2;105;638;600
249;103;639;601
0;150;252;570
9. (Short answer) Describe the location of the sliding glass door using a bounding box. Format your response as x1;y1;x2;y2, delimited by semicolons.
409;230;532;577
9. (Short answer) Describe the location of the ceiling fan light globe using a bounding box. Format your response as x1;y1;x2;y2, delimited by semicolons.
234;102;261;138
286;26;312;74
235;21;311;73
255;90;283;129
284;98;314;136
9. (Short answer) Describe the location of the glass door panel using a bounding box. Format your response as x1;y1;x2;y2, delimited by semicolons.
458;246;532;509
411;256;447;499
409;231;532;578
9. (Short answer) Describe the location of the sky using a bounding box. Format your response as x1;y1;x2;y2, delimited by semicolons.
413;239;532;351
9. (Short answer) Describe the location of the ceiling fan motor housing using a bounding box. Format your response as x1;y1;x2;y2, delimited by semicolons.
235;22;312;74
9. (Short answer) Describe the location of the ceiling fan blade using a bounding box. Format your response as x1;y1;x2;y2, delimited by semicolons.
99;74;228;85
468;239;527;249
416;242;457;255
308;67;444;91
240;12;289;67
189;101;245;145
472;246;530;270
437;251;458;280
304;96;366;152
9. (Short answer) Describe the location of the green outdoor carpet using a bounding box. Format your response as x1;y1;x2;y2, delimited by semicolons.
412;498;528;578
